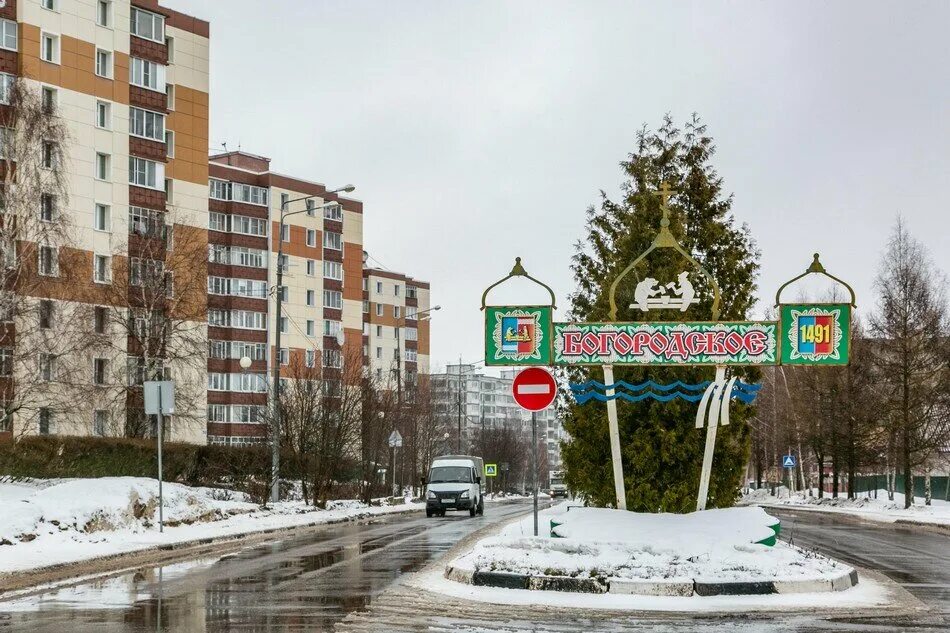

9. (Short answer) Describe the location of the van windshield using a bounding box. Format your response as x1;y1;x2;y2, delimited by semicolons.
429;466;473;484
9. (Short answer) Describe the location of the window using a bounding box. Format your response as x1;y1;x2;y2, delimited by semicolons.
95;152;110;180
376;281;383;293
39;409;51;435
95;100;111;128
406;306;418;320
394;306;401;319
208;245;265;268
93;254;110;283
406;327;418;341
0;73;13;105
209;179;231;200
324;203;343;221
323;290;342;309
41;141;55;169
0;20;16;52
324;319;342;339
165;36;174;62
323;231;342;250
362;300;368;313
207;277;266;298
280;317;288;334
41;86;56;114
405;349;418;362
39;246;58;276
323;261;342;281
42;0;57;10
277;254;288;273
305;349;315;368
94;410;108;436
306;229;316;247
39;353;55;382
375;304;383;317
129;107;166;141
306;260;315;276
393;348;399;359
165;130;174;157
376;325;382;337
41;32;60;64
94;203;110;232
0;347;11;376
280;193;288;208
281;224;290;242
394;284;401;297
93;358;108;385
94;306;107;334
234;215;267;236
129;207;164;238
306;199;315;216
306;319;315;336
279;348;289;365
208;212;228;232
131;7;165;42
362;278;368;291
129;257;163;287
406;286;418;299
232;183;267;206
323;349;342;369
97;1;111;27
40;194;55;221
375;347;382;359
95;49;112;78
166;84;175;110
129;156;163;189
277;285;288;301
39;300;53;329
306;290;315;306
129;57;166;92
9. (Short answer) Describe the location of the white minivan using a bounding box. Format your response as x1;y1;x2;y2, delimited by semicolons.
425;455;484;518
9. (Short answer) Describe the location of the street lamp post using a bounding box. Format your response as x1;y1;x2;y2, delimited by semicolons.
271;185;354;504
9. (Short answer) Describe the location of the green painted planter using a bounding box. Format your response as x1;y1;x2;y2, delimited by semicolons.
550;520;564;538
754;520;781;547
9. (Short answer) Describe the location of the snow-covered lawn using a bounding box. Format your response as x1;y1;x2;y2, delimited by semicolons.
744;488;950;526
449;503;851;585
0;477;422;576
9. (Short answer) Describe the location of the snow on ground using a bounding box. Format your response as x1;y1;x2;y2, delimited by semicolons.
745;488;950;526
0;477;422;575
450;503;850;584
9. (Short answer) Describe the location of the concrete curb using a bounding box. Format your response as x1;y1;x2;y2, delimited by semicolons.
0;504;424;596
752;502;950;531
444;565;858;597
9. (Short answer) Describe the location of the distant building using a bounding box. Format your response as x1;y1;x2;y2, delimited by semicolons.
430;364;565;472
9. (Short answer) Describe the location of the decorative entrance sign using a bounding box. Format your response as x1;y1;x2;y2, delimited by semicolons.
485;306;552;366
780;303;851;365
553;322;777;366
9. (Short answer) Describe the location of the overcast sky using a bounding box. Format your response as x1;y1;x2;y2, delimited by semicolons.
167;0;949;372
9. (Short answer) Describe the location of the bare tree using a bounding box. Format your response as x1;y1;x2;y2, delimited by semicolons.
870;217;950;508
0;79;100;438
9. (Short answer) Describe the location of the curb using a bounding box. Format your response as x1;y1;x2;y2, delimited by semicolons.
752;503;950;531
0;505;423;596
444;566;858;597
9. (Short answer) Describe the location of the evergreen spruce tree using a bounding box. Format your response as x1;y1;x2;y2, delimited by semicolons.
561;114;760;512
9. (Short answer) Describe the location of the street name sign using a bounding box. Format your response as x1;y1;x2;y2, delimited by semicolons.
512;367;557;411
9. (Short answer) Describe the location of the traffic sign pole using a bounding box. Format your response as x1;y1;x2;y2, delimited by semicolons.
532;410;538;536
511;368;555;536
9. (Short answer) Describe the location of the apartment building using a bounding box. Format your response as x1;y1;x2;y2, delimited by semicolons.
430;365;565;473
0;0;210;442
206;151;364;446
362;267;431;390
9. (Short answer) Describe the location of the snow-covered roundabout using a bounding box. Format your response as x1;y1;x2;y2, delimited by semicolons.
442;503;860;599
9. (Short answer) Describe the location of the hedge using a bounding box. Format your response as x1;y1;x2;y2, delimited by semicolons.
0;436;305;502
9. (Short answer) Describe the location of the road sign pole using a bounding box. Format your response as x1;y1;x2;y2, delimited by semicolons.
696;366;726;512
532;410;538;537
157;386;164;533
602;364;627;511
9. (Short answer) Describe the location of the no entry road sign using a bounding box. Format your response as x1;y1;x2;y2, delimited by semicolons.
512;367;557;411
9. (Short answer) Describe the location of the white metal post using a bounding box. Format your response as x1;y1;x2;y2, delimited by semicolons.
157;386;164;533
696;366;726;511
532;410;538;536
602;365;626;510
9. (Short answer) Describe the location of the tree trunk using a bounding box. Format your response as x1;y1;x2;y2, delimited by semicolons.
903;423;913;508
817;455;825;499
924;472;931;506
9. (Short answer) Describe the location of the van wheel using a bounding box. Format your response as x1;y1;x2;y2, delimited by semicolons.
469;506;476;517
426;509;433;518
477;500;484;515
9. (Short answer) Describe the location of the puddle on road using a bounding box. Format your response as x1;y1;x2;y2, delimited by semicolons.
0;511;496;632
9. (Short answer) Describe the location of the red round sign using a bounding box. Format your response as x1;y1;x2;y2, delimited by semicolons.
511;367;557;411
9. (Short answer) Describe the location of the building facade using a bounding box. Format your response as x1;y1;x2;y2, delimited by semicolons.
206;151;364;446
430;364;565;474
0;0;210;442
361;267;431;390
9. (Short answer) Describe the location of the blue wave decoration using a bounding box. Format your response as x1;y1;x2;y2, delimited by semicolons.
569;380;761;405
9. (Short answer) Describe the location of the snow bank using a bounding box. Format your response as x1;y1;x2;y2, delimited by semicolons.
0;477;422;575
451;503;850;584
745;488;950;525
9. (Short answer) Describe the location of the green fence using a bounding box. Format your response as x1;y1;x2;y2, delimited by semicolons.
852;474;949;500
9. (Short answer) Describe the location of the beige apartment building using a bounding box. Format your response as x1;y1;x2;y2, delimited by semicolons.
0;0;210;443
362;267;431;390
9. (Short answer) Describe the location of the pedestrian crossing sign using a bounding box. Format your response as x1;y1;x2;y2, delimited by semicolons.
782;454;797;468
484;464;498;477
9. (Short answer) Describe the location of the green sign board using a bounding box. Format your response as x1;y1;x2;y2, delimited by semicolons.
553;322;777;366
779;303;851;366
485;306;553;366
484;464;498;477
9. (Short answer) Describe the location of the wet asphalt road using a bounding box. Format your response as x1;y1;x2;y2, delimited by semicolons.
0;502;531;632
0;503;947;632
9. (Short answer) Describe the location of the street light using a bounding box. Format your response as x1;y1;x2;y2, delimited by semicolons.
271;184;355;504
